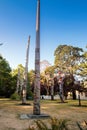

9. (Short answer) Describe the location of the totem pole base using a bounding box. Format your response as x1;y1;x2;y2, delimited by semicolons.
20;113;50;120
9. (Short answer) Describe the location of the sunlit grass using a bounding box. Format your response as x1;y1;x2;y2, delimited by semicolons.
0;98;87;130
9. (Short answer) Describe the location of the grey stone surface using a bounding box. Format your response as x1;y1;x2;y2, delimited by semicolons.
20;114;50;119
20;114;29;119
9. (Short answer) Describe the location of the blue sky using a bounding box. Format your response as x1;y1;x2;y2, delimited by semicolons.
0;0;87;70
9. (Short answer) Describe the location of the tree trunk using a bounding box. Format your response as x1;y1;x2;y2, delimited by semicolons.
51;80;54;100
72;91;76;100
78;92;81;106
59;83;64;103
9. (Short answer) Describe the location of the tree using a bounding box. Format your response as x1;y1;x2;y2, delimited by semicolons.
0;55;11;73
28;69;35;86
45;66;55;77
63;74;75;99
77;47;87;80
54;45;83;100
0;55;13;97
54;45;83;72
44;66;55;99
12;64;25;79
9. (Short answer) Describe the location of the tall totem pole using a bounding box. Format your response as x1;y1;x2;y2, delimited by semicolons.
22;36;30;104
33;0;40;115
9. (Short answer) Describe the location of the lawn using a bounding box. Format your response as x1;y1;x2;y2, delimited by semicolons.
0;98;87;130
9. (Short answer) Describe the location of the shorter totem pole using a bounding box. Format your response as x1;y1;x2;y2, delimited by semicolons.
22;36;30;104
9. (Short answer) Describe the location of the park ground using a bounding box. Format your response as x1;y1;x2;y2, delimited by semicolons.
0;99;87;130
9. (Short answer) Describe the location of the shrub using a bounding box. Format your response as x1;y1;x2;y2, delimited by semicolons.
10;92;20;100
27;118;87;130
28;118;69;130
27;90;33;100
77;121;87;130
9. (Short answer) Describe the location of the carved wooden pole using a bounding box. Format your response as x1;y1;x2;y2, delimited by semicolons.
33;0;40;115
22;36;30;104
16;68;20;94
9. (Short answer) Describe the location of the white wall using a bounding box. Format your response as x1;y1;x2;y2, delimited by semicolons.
76;91;87;100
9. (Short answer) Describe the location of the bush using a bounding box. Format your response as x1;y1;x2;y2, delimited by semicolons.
77;121;87;130
28;118;69;130
27;90;33;100
28;119;87;130
10;92;20;100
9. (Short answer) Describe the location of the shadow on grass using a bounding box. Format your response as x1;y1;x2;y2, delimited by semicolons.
16;103;31;106
57;101;68;104
69;104;87;107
